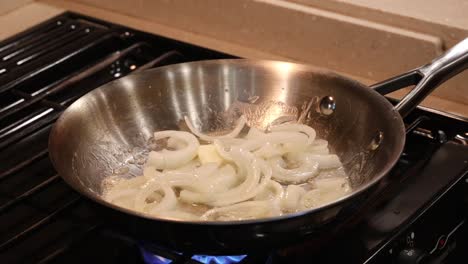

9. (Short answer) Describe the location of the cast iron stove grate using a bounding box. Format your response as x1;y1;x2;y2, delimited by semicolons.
0;12;467;264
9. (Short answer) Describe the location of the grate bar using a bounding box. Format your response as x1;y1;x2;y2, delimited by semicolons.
0;23;85;70
0;196;80;251
0;108;54;139
38;43;148;97
40;41;151;104
10;89;30;98
0;21;76;63
0;42;150;122
15;27;88;67
0;149;48;179
41;100;65;110
0;110;60;149
0;97;24;114
0;31;115;94
135;50;183;72
34;224;101;264
0;174;60;213
0;18;70;54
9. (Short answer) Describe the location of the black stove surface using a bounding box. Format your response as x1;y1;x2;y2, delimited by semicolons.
0;13;467;264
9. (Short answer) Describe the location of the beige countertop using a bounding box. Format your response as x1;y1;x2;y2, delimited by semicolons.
1;0;467;118
0;2;62;40
330;0;468;29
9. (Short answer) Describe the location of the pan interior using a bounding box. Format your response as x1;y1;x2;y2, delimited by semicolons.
49;60;405;221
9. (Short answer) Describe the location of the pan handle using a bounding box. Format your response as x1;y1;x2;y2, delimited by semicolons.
370;38;468;118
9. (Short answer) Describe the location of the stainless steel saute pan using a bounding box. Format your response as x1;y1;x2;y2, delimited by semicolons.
49;38;468;253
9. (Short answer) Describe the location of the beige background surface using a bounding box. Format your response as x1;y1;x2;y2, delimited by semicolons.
0;2;62;40
0;0;33;15
0;0;467;117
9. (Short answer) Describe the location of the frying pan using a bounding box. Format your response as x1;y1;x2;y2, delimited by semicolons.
49;38;468;253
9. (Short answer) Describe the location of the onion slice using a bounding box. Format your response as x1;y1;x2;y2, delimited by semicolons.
146;130;199;170
179;151;271;206
201;200;274;221
134;180;177;213
269;155;319;184
281;185;306;212
270;123;316;144
184;115;246;142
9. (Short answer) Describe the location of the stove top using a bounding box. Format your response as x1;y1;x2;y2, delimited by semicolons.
0;13;467;264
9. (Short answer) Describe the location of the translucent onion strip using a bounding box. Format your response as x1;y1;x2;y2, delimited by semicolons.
146;130;199;169
158;210;200;221
103;117;351;222
179;151;272;207
134;180;177;213
201;200;275;221
281;185;306;212
270;123;316;144
300;177;351;210
308;154;342;169
269;154;319;184
184;115;246;142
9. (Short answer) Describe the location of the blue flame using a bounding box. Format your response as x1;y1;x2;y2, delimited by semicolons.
139;244;247;264
140;248;172;264
191;255;247;264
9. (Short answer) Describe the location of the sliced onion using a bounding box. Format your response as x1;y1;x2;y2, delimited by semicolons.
269;155;319;184
307;139;329;154
105;188;139;202
241;131;308;153
162;177;210;193
112;194;138;209
201;200;274;221
208;164;239;192
254;142;282;159
281;185;306;212
314;177;351;192
103;175;147;202
246;127;265;139
134;180;177;213
308;154;342;169
106;176;147;191
167;137;187;149
184;115;246;142
254;180;284;202
146;130;199;170
270;123;316;144
300;188;346;210
157;210;200;221
147;185;177;214
264;132;309;153
159;163;220;193
193;162;220;177
300;177;350;210
103;117;350;221
143;166;158;179
215;132;307;160
163;159;200;173
253;180;284;216
213;139;233;161
179;151;271;206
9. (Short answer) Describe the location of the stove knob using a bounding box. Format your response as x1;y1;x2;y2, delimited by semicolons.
396;248;427;264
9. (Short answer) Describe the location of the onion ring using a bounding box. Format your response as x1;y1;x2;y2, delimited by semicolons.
184;115;246;142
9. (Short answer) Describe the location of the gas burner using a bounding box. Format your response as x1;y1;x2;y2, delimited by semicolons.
139;245;247;264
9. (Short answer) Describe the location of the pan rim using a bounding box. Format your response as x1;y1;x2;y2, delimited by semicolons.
49;58;406;226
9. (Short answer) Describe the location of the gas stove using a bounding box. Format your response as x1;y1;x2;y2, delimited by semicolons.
0;13;467;264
